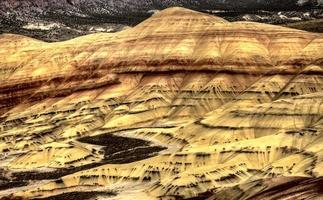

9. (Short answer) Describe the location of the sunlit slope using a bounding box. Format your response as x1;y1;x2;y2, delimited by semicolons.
0;7;322;200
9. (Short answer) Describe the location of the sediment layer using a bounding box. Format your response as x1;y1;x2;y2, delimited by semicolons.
0;7;322;200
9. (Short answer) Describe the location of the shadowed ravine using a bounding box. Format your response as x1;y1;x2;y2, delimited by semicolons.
0;134;166;193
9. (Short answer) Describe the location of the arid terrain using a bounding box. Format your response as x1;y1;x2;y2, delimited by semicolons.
0;6;322;200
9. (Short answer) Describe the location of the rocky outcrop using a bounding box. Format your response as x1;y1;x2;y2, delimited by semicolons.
0;7;322;200
1;0;322;18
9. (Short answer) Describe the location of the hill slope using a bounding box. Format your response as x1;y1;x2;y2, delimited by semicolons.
0;7;322;200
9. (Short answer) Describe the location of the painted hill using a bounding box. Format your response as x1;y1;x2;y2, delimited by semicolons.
0;7;322;200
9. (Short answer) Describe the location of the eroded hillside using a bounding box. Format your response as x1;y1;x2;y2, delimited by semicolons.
0;7;322;200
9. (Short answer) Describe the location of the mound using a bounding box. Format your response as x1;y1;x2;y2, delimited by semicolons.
0;7;322;200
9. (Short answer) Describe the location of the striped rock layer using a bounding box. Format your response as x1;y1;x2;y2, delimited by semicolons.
0;7;322;200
